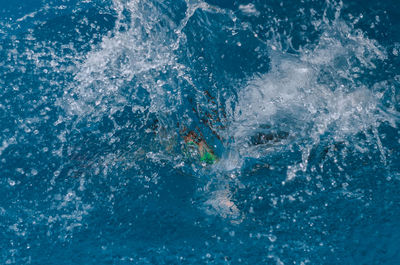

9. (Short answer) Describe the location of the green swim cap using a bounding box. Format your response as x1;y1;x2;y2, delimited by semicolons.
184;141;218;164
200;149;218;164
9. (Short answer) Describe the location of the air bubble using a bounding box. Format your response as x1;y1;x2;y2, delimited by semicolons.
8;179;16;186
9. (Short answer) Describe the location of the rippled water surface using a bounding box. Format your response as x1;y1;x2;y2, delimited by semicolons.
1;0;400;264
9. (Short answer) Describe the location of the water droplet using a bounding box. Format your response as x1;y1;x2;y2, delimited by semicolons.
8;179;15;186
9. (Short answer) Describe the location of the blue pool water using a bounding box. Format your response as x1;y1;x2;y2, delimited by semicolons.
1;0;400;264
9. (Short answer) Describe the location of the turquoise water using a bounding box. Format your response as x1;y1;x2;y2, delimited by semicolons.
1;0;400;264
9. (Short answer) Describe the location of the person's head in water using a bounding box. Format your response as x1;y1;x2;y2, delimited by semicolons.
184;131;218;164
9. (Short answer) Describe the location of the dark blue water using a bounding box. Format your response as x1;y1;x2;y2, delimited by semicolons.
1;0;400;264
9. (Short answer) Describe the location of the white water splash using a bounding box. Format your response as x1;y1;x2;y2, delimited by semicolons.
227;19;395;181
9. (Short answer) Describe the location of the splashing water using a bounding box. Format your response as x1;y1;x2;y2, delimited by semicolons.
1;0;400;264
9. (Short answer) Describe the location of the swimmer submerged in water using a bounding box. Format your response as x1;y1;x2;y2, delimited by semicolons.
184;131;218;164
